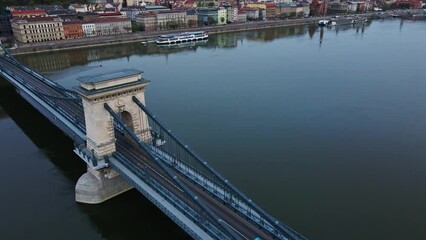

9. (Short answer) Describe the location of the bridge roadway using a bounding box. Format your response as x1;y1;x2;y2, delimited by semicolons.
0;56;286;240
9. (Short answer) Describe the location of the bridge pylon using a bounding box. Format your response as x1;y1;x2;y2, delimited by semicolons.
74;69;150;204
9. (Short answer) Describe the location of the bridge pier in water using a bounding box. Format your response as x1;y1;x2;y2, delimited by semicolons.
75;69;150;204
76;167;132;204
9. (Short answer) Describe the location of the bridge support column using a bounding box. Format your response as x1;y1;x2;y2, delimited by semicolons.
75;167;133;204
74;69;149;204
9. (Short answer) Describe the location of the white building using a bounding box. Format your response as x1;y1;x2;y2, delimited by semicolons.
93;17;132;36
82;23;96;37
226;7;238;23
237;12;247;23
218;7;227;25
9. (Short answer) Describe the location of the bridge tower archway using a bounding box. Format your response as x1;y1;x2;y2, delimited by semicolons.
76;69;150;158
75;69;150;204
120;111;134;131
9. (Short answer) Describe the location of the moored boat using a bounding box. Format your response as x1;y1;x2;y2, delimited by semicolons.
330;17;355;26
156;31;208;45
318;20;332;27
352;17;368;25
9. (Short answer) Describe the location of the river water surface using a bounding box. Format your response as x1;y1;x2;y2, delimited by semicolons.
1;19;426;240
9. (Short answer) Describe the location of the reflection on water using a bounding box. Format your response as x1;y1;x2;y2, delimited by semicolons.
156;39;208;48
0;84;191;240
0;79;10;119
0;106;5;119
15;23;372;73
7;20;426;240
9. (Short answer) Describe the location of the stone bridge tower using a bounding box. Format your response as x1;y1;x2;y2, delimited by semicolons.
75;69;150;204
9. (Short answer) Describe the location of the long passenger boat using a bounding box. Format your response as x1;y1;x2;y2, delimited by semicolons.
155;31;208;45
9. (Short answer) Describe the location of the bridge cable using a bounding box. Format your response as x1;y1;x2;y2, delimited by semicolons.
104;103;243;240
132;96;305;240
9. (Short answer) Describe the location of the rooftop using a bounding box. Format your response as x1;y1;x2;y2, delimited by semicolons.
62;19;82;25
70;4;86;8
75;69;149;96
91;17;129;23
12;16;62;23
145;6;170;10
77;69;142;84
11;9;47;17
98;12;123;16
157;10;187;14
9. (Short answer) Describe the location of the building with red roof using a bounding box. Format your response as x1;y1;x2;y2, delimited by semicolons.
63;19;83;39
183;0;198;8
394;0;421;8
135;12;157;31
10;9;47;18
97;11;123;18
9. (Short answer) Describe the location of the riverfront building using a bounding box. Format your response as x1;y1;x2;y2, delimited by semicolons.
185;10;199;27
265;4;278;19
226;7;238;23
11;16;65;43
156;10;187;30
237;11;248;23
120;7;145;21
63;20;83;39
135;10;198;31
197;8;218;25
92;17;132;36
241;7;260;21
135;12;157;31
217;8;228;24
82;22;96;37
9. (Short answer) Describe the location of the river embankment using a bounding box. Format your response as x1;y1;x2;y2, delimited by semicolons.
7;12;385;55
8;18;320;55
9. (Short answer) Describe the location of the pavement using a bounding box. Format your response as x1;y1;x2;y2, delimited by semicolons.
8;17;324;55
9;14;382;55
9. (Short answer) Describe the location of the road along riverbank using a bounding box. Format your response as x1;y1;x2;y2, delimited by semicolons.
6;17;324;55
9;14;379;55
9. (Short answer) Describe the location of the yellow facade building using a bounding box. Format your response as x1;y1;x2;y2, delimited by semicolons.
11;16;64;43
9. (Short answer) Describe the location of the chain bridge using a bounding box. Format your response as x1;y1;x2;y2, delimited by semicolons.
0;44;306;240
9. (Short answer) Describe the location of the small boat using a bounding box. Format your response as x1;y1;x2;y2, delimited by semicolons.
141;40;155;45
157;39;208;48
318;20;332;27
330;17;355;26
352;17;368;25
156;31;208;45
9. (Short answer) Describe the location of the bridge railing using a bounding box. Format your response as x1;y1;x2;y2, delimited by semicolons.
111;151;232;240
132;96;306;240
105;103;245;240
0;63;85;133
0;44;80;101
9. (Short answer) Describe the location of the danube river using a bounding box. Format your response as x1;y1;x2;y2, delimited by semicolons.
1;19;426;240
